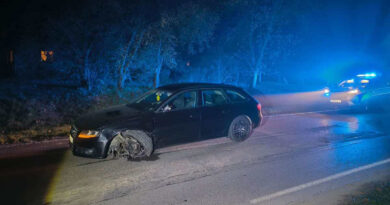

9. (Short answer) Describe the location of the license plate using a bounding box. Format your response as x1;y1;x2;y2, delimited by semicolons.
330;99;342;103
69;134;74;144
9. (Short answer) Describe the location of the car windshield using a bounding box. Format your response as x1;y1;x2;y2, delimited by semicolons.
127;89;172;111
338;76;387;91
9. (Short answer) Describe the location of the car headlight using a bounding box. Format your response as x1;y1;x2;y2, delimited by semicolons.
323;88;331;97
348;89;359;94
324;88;330;94
78;130;99;139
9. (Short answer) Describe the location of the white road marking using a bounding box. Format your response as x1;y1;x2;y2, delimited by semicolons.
250;158;390;204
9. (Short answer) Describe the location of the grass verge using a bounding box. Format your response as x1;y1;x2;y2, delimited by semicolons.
0;125;70;145
341;179;390;205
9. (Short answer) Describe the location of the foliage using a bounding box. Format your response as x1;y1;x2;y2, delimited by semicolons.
1;0;304;142
12;0;300;92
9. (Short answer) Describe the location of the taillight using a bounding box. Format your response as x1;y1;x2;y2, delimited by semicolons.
257;103;262;111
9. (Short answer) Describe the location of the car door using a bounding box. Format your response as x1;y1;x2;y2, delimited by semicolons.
200;89;232;139
224;88;252;117
153;90;201;147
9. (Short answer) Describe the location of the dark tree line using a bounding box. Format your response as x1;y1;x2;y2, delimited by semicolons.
10;0;303;95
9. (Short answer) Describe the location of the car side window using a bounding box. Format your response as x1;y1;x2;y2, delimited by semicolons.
202;89;228;107
225;89;247;103
164;91;197;112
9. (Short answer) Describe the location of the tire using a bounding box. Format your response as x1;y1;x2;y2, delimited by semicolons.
121;130;153;159
228;115;253;142
107;134;128;160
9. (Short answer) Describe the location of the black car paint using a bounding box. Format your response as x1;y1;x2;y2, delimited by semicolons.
71;83;262;158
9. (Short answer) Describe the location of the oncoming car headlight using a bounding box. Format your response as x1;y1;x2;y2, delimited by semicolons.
348;89;359;94
323;88;330;94
323;88;330;97
78;130;99;139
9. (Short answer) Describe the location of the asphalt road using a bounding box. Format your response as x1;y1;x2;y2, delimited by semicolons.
1;109;390;205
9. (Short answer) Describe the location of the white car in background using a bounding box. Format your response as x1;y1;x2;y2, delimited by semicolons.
327;73;390;111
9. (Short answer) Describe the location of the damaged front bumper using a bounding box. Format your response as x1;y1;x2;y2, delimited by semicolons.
69;130;113;158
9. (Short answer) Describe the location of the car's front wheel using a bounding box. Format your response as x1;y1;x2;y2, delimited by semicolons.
107;130;153;160
228;115;253;142
107;134;129;159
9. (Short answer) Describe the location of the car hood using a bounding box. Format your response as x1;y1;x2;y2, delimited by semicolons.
74;104;144;130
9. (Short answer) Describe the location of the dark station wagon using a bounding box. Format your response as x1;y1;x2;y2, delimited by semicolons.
69;83;263;159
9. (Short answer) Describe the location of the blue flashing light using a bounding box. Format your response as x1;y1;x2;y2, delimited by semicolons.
324;92;330;97
357;73;376;78
323;88;330;97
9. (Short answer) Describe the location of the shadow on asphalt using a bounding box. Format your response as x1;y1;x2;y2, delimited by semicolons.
75;153;161;166
0;148;68;205
128;153;161;162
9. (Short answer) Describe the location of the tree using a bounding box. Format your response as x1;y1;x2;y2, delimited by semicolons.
232;0;291;87
173;2;219;56
46;0;118;91
116;29;145;90
137;1;219;88
165;2;219;84
138;15;177;88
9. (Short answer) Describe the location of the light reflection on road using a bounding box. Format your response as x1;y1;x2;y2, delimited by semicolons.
327;112;390;170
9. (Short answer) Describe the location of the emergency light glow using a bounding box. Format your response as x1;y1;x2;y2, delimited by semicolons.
323;88;330;97
357;73;376;78
324;92;330;97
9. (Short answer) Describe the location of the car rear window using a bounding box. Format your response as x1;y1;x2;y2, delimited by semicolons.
225;89;247;103
202;89;228;107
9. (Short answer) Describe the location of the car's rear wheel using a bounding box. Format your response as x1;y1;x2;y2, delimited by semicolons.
107;130;153;160
228;115;253;142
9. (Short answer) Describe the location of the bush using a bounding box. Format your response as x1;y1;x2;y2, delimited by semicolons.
0;80;148;144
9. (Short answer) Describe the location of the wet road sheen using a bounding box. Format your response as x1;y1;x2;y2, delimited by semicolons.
1;110;390;205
